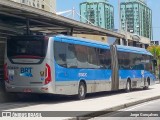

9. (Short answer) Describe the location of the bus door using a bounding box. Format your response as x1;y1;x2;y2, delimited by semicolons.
110;45;119;91
136;54;145;87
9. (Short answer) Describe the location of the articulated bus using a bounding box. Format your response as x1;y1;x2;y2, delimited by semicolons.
4;35;157;99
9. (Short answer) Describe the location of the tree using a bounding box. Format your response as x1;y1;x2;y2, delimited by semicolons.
147;45;160;79
147;45;160;59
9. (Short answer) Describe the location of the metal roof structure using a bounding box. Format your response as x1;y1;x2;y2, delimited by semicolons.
0;0;125;38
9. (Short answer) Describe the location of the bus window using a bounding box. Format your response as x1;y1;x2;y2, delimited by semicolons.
75;45;88;68
118;52;132;70
130;53;138;70
54;42;67;67
98;49;111;69
135;54;144;70
88;47;99;69
66;44;77;68
117;52;124;69
7;36;48;64
123;52;130;69
8;40;46;58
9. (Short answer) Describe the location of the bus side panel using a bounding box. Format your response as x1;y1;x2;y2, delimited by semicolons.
119;70;143;89
117;51;144;89
54;63;112;95
116;47;156;89
53;38;112;95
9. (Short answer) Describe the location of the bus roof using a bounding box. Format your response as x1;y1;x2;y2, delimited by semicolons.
52;35;152;56
52;35;110;49
9;35;152;56
116;45;153;56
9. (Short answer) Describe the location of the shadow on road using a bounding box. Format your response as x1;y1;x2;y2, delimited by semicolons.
0;87;152;111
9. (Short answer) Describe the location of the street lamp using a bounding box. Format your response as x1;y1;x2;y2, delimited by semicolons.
118;0;121;32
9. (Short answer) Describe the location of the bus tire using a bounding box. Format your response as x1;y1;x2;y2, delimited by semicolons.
125;80;131;92
143;78;150;90
77;82;86;100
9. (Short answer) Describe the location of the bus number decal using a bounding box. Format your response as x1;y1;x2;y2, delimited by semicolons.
20;67;33;77
78;73;87;77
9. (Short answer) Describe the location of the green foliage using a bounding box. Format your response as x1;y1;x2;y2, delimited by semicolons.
147;45;160;79
147;45;160;60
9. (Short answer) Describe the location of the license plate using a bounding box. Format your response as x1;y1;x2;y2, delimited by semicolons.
24;89;32;93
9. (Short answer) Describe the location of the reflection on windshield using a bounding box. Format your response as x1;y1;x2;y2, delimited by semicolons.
7;39;47;59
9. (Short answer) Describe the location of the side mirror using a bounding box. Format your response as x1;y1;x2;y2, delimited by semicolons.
152;59;157;67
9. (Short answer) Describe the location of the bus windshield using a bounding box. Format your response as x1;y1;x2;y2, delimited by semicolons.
7;36;48;63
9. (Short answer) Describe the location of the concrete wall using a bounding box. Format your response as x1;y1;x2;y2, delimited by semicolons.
0;38;18;102
10;0;56;13
73;34;108;43
118;30;151;46
0;38;7;102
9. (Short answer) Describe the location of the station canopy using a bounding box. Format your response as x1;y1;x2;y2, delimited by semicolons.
0;0;124;38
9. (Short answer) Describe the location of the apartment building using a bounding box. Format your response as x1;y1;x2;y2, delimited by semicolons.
10;0;56;13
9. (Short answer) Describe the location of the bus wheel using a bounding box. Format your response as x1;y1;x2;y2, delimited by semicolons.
77;82;86;100
125;80;131;92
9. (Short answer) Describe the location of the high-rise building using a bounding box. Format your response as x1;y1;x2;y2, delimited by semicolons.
120;0;152;39
151;41;159;45
10;0;56;13
80;0;114;30
43;0;56;13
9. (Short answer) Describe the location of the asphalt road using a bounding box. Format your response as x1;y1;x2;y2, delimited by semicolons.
1;84;160;120
0;90;125;111
91;99;160;120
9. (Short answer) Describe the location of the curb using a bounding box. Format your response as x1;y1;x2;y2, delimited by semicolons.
71;95;160;120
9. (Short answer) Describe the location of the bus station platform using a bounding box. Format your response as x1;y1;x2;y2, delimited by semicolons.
0;82;160;119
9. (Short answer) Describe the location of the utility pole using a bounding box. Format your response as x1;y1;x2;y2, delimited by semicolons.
125;14;129;46
118;0;123;45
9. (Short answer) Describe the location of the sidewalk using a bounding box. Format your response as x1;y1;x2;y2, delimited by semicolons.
155;80;160;84
3;84;160;119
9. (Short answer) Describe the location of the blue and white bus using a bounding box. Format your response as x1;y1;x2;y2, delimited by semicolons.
4;35;157;99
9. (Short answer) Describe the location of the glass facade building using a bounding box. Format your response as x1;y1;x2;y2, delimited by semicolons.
120;0;152;39
80;0;114;30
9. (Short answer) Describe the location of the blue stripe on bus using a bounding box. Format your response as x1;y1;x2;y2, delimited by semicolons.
119;70;156;81
119;70;154;79
55;69;156;82
55;63;112;82
55;62;156;82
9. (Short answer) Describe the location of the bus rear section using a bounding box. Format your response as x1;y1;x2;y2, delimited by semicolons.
4;36;55;94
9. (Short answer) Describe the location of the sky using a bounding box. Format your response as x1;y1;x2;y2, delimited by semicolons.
57;0;160;41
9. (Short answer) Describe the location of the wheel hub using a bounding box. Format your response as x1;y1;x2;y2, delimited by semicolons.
80;85;84;96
